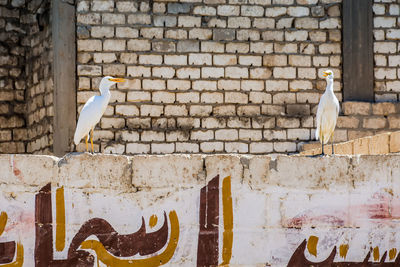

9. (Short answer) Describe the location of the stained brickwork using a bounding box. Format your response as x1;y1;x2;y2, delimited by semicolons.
0;0;53;153
75;0;343;154
373;0;400;101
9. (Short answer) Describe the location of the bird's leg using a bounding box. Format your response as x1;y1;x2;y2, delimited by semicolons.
321;136;325;156
331;132;335;155
85;135;88;152
90;128;94;154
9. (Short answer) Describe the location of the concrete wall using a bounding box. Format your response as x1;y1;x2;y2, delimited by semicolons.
1;153;400;266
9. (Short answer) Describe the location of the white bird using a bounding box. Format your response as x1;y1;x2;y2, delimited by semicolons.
74;76;125;153
315;70;339;155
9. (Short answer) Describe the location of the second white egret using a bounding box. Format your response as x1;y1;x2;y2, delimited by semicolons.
315;70;340;155
74;76;125;153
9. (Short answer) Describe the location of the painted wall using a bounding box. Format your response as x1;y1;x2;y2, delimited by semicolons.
1;153;400;266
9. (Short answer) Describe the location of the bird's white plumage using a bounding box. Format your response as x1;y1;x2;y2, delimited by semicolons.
316;70;340;145
74;76;121;146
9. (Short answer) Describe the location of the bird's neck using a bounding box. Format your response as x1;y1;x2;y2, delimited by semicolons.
326;79;334;93
99;84;111;97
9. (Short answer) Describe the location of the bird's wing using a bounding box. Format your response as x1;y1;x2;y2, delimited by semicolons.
315;94;326;140
74;96;105;145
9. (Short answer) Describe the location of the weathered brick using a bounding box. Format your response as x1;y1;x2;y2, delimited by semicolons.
277;117;300;128
140;28;163;39
166;131;189;142
225;92;248;103
178;16;201;27
218;5;240;16
164;55;187;65
342;102;371;115
176;67;200;79
177;92;199;103
167;80;191;90
77;40;102;51
215;129;238;140
91;1;114;11
263;130;286;141
225;142;248;153
152;41;175;52
265;80;288;91
190;28;212;40
139;55;163;65
193;6;216;16
127;40;151;51
91;26;114;38
116;105;139;116
102;14;125;24
201;92;224;103
176;142;199;153
265;7;286;17
200;142;224;153
166;29;187;39
287;6;309;16
249;92;271;104
116;1;138;12
274;142;297;152
127;91;151;102
202;117;226;128
140;105;163;117
253;18;275;29
101;117;125;129
141;139;167;152
273;67;296;79
127;14;151;24
214;105;236;116
227;43;250;53
177;40;199;52
228;17;251;28
152;67;175;78
201;41;225;53
202;67;224;78
142;131;165;142
126;143;150;154
190;105;212;116
241;80;264;91
127;66;151;77
226;67;249;79
154;16;177;27
363;117;387;129
237;106;260;116
193;80;217;91
152;91;175;103
177;117;200;129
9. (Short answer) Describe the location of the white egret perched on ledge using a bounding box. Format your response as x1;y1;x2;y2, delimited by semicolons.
315;70;339;155
74;76;125;153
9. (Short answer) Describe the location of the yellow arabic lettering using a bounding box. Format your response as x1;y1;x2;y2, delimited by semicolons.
0;211;7;236
389;248;397;260
339;244;349;259
373;246;379;261
80;210;179;266
149;214;158;229
220;176;233;266
56;186;66;252
307;236;318;257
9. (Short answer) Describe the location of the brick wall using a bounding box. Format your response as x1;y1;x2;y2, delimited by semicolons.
76;0;343;154
0;2;27;153
0;0;53;154
24;0;54;154
373;0;400;101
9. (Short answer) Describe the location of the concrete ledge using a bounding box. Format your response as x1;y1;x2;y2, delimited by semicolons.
301;131;400;156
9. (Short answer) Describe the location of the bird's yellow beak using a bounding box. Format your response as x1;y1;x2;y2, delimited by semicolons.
323;71;329;77
108;78;125;83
